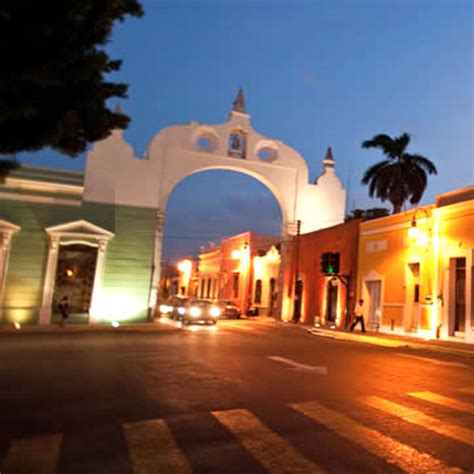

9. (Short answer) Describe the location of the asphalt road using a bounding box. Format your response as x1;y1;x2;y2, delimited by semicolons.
0;319;473;473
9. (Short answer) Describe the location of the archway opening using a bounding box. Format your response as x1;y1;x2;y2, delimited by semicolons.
160;169;282;316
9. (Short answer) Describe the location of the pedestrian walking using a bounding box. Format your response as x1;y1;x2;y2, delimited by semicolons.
58;295;69;327
350;298;366;332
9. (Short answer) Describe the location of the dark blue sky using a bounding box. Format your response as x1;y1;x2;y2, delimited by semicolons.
19;0;473;261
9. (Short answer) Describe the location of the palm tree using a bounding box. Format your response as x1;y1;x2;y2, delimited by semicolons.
361;133;437;214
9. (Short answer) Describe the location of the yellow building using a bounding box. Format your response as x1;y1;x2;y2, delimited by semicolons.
180;231;280;314
357;186;473;343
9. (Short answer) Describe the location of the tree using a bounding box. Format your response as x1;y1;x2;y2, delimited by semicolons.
361;133;437;214
345;207;389;221
0;1;143;176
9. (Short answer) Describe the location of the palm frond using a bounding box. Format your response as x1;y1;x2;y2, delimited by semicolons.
405;153;438;175
394;133;410;156
407;166;427;204
361;159;392;185
361;134;393;151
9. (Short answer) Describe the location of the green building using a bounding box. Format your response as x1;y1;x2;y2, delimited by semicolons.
0;165;157;325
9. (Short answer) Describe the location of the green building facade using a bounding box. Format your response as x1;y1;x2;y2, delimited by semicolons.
0;166;157;325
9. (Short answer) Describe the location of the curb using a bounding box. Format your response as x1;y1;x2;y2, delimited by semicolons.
307;328;474;358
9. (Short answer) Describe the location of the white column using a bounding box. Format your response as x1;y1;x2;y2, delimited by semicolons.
39;236;60;325
147;210;165;319
89;239;108;323
0;233;12;323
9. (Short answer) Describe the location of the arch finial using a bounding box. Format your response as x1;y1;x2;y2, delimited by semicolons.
232;87;245;113
323;146;335;169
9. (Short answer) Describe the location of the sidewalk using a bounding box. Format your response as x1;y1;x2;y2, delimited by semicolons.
306;326;474;358
0;319;181;335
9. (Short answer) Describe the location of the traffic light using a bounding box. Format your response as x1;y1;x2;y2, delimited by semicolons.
320;252;340;275
320;252;331;274
329;252;340;275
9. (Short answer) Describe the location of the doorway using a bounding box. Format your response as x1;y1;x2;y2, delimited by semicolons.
52;244;98;323
366;280;382;330
454;257;466;333
293;279;303;321
326;279;338;323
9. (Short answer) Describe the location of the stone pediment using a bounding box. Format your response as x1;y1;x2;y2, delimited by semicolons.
0;219;21;233
45;219;114;239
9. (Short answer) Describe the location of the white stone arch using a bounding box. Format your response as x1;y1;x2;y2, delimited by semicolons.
83;98;346;315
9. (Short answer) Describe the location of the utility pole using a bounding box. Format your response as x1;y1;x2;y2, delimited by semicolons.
292;220;302;322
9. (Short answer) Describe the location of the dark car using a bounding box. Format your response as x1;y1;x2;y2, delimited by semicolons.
219;300;241;319
181;299;221;325
158;296;189;319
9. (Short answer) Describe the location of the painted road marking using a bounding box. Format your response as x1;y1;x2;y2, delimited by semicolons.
397;354;470;369
1;433;62;474
363;396;474;447
290;401;461;474
267;356;327;374
212;408;325;474
122;419;192;474
408;391;474;414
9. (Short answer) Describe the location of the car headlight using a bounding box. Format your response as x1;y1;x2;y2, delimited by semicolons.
209;306;221;317
189;306;202;317
178;307;185;315
159;304;171;313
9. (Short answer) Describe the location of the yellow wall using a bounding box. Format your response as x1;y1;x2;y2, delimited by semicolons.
357;191;473;341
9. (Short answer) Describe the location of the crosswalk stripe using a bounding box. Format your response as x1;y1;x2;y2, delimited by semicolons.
459;387;474;394
363;396;474;447
122;419;192;474
212;408;325;474
408;391;474;414
291;401;461;474
1;433;62;474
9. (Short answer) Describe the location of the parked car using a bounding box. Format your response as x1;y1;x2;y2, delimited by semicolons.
181;299;221;325
219;300;241;319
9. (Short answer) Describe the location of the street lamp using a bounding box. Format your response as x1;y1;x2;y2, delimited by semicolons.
408;208;431;245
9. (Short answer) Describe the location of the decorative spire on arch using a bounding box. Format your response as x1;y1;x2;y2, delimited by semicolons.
323;146;335;168
232;87;246;113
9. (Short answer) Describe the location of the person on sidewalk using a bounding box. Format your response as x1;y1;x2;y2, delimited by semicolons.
58;296;70;327
350;299;366;332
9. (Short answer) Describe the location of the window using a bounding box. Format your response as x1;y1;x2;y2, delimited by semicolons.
254;280;262;304
233;273;240;298
257;147;277;163
206;278;211;299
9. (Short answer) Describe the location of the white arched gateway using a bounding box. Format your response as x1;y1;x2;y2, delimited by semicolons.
83;91;346;317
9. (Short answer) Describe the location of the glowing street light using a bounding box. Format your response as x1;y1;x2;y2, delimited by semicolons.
408;208;431;246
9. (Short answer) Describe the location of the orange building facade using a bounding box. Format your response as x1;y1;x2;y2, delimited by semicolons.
281;220;360;326
194;231;280;314
356;186;473;343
